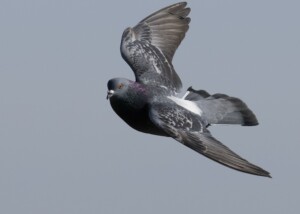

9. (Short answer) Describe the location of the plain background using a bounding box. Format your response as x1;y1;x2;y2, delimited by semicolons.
1;0;299;213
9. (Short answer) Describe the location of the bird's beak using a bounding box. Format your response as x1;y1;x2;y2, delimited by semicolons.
106;90;114;100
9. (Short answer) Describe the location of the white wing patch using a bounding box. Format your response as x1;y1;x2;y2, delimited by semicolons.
168;96;202;116
159;85;168;90
153;62;161;74
181;91;190;99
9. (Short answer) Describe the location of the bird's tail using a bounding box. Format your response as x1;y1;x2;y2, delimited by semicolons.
183;87;258;126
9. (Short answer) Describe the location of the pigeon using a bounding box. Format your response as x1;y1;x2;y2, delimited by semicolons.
106;2;271;177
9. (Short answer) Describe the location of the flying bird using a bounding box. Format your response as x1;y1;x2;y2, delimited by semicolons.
106;2;271;177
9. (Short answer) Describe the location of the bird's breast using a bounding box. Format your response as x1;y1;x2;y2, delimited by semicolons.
109;97;168;137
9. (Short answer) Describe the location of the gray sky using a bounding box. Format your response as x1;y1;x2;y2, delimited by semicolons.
1;0;299;213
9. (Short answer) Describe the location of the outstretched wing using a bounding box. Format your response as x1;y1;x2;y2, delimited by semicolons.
120;2;190;93
149;102;271;177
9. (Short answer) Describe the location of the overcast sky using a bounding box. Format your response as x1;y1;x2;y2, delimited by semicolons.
1;0;299;213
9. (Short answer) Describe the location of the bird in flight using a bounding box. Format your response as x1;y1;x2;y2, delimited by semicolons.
106;2;271;177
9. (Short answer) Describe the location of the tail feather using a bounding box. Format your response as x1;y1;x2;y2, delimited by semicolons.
184;87;258;126
184;87;210;100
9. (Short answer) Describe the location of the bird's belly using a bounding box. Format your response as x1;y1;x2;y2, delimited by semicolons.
111;101;168;137
127;117;168;136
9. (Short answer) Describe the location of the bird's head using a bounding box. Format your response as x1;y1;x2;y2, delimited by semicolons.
106;78;131;100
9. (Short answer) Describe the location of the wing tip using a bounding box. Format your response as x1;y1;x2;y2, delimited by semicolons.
169;2;191;19
243;165;272;178
215;158;272;178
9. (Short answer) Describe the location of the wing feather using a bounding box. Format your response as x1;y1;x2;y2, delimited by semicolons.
149;102;271;177
120;2;190;92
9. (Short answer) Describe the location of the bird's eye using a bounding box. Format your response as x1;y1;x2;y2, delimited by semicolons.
117;83;124;89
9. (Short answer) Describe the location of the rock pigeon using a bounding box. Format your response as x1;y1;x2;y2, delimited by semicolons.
107;2;271;177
